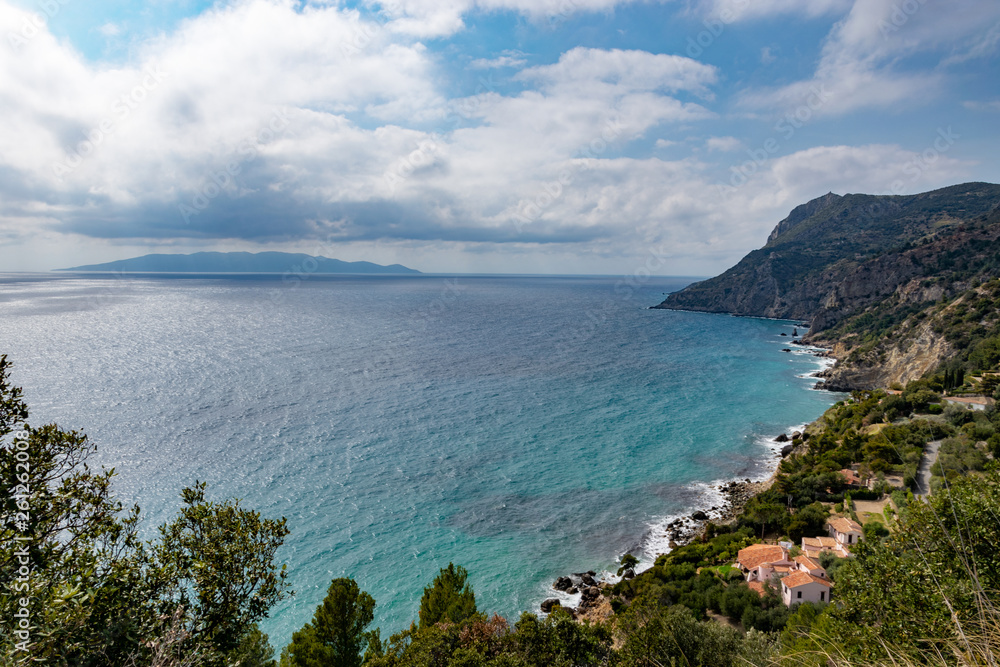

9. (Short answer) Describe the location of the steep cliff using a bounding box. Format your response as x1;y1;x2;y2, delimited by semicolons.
655;182;1000;390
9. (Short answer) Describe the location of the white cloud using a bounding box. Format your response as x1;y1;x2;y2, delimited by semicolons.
703;0;850;22
366;0;658;37
963;99;1000;112
739;0;1000;116
0;2;723;259
705;136;742;152
760;46;776;64
518;47;717;99
0;0;991;276
98;22;121;37
470;50;528;69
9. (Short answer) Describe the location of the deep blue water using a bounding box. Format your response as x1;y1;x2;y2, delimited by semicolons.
0;273;837;648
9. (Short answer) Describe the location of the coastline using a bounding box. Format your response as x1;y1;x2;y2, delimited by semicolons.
540;335;840;620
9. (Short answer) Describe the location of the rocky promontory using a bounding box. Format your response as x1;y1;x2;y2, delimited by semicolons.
655;182;1000;391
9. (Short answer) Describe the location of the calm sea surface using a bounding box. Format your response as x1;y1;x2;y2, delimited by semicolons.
0;273;838;648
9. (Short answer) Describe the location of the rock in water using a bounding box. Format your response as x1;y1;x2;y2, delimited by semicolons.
781;444;794;457
776;433;789;442
553;576;572;591
581;573;598;587
541;599;561;613
692;510;708;521
623;568;636;580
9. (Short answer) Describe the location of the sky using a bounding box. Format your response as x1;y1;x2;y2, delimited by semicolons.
1;0;999;275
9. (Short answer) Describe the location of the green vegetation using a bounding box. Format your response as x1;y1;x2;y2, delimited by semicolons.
0;356;289;666
418;563;478;629
281;578;376;667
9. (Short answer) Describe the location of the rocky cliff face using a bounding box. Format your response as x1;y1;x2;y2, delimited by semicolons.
655;182;1000;390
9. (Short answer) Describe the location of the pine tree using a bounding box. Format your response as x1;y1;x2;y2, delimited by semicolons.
282;578;376;667
418;563;478;628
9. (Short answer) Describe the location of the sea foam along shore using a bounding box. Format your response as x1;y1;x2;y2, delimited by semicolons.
631;341;838;568
535;337;839;618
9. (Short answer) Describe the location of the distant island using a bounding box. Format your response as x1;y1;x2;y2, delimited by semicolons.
57;251;420;275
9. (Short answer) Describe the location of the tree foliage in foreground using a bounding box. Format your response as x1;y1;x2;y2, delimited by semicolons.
418;563;478;629
0;355;289;666
281;577;376;667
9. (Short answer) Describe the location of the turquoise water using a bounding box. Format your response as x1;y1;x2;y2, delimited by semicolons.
0;273;837;648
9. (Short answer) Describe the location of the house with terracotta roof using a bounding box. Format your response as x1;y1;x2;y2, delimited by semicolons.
827;517;863;550
793;554;827;578
737;544;789;582
839;469;863;487
781;570;833;606
801;535;846;559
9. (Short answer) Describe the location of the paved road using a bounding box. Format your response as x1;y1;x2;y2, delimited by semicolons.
915;439;942;498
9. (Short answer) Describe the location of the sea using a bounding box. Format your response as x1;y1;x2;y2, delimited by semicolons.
0;272;839;648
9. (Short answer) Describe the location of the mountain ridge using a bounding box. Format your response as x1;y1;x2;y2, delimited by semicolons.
655;182;1000;390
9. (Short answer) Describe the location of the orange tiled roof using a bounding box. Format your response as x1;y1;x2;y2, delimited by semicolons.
783;571;833;589
747;581;766;597
737;544;786;571
794;554;821;570
839;469;861;485
802;536;838;549
828;517;862;534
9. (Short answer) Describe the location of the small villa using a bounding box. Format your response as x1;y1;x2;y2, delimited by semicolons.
793;554;827;578
737;544;788;582
781;570;833;606
738;545;832;606
828;517;863;549
801;535;846;559
839;469;863;487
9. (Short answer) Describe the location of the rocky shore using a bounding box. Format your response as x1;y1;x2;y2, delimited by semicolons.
538;343;831;619
539;475;778;620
